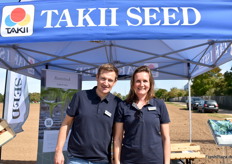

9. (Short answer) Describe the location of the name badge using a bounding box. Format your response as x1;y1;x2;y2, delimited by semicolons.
148;107;156;111
104;110;112;117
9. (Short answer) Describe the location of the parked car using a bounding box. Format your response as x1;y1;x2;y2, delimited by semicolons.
186;97;203;110
197;100;219;113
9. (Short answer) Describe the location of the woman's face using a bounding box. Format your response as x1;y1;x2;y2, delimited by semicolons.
133;71;150;97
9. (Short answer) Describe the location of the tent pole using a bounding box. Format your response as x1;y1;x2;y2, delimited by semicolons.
188;78;192;143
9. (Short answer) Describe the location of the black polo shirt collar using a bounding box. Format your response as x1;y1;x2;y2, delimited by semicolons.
91;86;112;103
132;99;153;110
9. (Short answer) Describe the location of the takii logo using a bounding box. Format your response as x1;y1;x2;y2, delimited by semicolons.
1;5;34;37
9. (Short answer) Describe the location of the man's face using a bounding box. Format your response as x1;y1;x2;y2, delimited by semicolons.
96;70;117;97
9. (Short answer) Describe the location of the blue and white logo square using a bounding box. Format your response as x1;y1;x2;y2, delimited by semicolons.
1;5;34;37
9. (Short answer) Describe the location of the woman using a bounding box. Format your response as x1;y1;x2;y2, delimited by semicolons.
113;66;170;164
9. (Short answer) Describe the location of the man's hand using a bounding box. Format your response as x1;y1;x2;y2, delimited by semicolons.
54;150;64;164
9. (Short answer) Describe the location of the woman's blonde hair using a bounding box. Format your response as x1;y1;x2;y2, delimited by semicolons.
126;66;155;103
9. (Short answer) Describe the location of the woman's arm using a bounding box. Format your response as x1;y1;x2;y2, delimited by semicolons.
161;123;171;164
113;122;124;164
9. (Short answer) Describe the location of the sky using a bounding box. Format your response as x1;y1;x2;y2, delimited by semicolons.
0;60;231;95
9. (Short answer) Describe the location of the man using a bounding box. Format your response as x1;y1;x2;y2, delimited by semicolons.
54;63;121;164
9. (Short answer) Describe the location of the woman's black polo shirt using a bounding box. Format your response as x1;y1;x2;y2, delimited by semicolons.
66;87;121;163
115;98;170;164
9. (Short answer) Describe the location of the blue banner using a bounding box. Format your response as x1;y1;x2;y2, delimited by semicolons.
1;0;232;43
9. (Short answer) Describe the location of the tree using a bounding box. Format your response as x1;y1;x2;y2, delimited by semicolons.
167;88;187;101
191;67;224;96
155;89;168;100
177;89;187;101
113;92;127;100
0;93;4;103
224;67;232;95
29;92;40;102
168;87;180;99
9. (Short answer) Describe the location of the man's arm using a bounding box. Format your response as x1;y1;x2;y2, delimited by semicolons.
54;115;74;164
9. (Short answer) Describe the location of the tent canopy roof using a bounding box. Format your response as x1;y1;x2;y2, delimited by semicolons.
0;0;232;80
1;40;232;80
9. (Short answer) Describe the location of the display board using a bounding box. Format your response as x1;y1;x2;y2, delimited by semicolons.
37;69;81;164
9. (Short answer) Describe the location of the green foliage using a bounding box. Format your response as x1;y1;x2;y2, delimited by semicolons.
114;88;187;102
29;92;40;102
224;67;232;95
155;89;168;100
168;87;179;98
41;87;77;117
113;92;127;100
191;67;224;96
167;87;187;101
155;88;187;101
40;87;64;102
0;93;4;102
190;66;232;96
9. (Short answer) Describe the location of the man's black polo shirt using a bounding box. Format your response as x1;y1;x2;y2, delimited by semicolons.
115;98;170;164
67;87;121;163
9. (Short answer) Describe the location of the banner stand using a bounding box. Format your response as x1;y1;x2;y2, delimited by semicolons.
37;69;82;163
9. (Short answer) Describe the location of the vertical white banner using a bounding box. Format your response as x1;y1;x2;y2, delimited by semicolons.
3;71;30;133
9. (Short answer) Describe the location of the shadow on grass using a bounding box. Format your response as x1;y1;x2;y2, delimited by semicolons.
179;108;188;110
191;140;216;144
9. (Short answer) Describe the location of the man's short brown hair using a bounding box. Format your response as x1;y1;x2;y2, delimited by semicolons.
97;63;119;80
